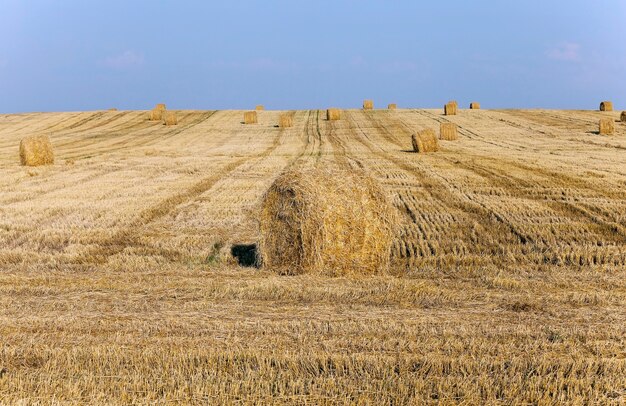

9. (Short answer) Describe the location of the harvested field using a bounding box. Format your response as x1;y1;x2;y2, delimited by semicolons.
0;108;625;404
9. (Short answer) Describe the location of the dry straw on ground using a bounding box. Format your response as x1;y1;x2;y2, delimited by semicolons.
327;108;341;121
621;111;626;122
444;102;457;115
259;167;396;276
440;123;458;140
244;111;258;124
255;105;265;111
19;135;54;166
412;129;439;153
600;101;613;112
599;118;615;135
470;102;481;109
388;104;397;110
163;111;178;126
363;100;374;110
278;113;293;128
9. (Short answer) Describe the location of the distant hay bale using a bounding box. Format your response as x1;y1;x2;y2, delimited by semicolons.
108;108;118;111
155;103;166;111
444;102;457;115
163;111;178;126
388;103;397;110
278;113;293;128
412;129;439;153
440;123;458;140
244;111;258;124
259;167;396;276
255;105;265;111
327;108;341;121
149;108;163;121
363;100;374;110
470;102;480;110
600;101;613;111
599;118;615;135
19;135;54;167
621;111;626;122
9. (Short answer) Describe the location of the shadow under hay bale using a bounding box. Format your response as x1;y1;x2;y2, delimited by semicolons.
231;244;259;268
19;135;54;167
259;167;397;276
327;108;341;121
600;101;613;112
440;123;458;140
243;111;258;124
599;118;615;135
412;129;439;153
363;100;374;110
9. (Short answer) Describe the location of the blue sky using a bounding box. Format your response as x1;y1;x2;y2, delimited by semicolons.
1;1;625;112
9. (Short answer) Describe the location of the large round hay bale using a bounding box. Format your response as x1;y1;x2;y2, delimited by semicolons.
259;167;396;276
599;118;615;135
244;111;258;124
278;113;293;128
326;108;341;121
363;100;374;110
255;105;265;111
600;101;613;111
163;111;178;126
440;122;458;140
444;102;457;115
149;108;164;121
412;129;439;153
19;135;54;166
469;102;480;110
388;103;397;110
621;111;626;122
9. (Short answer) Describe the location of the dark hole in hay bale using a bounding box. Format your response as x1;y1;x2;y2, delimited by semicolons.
259;167;397;276
412;129;439;153
231;244;259;268
19;135;54;166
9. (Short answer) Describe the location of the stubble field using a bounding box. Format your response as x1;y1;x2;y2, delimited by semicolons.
0;108;625;404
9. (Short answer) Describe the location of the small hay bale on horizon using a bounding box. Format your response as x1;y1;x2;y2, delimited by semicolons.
599;118;614;135
600;101;613;112
444;102;457;115
279;113;293;128
163;111;178;126
440;123;458;141
244;111;258;124
412;129;439;153
149;108;164;121
363;100;374;110
255;105;265;111
259;166;397;276
19;135;54;167
108;108;118;111
155;103;166;111
388;103;397;110
470;102;481;109
327;108;341;121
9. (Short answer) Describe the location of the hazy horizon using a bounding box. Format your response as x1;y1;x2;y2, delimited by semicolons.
1;0;625;113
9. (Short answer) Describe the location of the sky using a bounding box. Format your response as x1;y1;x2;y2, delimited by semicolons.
0;1;625;113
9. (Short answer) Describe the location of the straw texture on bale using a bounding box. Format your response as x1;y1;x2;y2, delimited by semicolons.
440;123;458;141
278;113;293;128
255;105;265;111
259;167;396;276
621;111;626;122
163;111;178;126
600;101;613;112
599;118;615;135
444;102;457;115
149;108;164;121
326;108;341;121
470;102;481;109
363;100;374;110
244;111;258;124
19;135;54;167
412;129;439;153
388;103;397;110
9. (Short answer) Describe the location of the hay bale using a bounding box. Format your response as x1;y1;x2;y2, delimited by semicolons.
327;108;341;121
155;103;166;111
278;113;293;128
259;167;396;276
363;100;374;110
108;108;118;111
149;108;163;121
412;129;439;153
388;103;397;110
470;102;480;110
621;111;626;122
19;135;54;166
163;111;178;126
440;123;458;141
600;101;613;111
444;102;457;115
255;105;265;111
599;118;615;135
244;111;258;124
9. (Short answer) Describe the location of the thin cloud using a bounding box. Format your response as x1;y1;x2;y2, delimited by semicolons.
103;50;144;69
546;43;581;62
